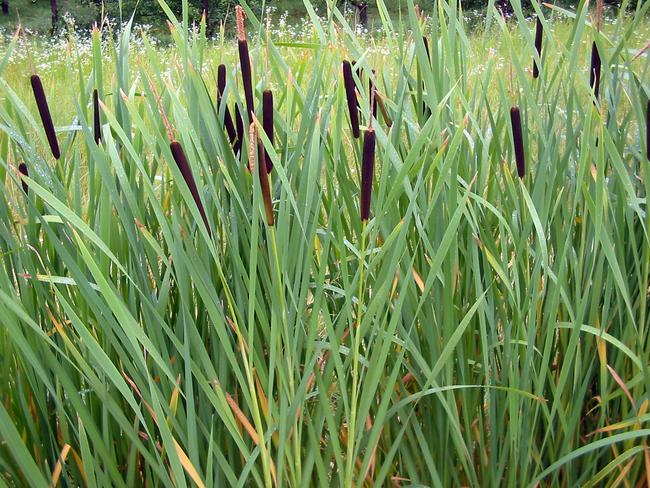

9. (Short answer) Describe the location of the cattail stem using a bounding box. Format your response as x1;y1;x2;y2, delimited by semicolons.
589;42;602;104
533;17;543;79
18;163;29;194
169;140;211;234
30;75;60;159
217;64;237;147
343;60;360;139
510;107;526;179
360;128;376;221
93;89;101;144
262;90;274;173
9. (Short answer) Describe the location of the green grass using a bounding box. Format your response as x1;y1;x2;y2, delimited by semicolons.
1;0;649;486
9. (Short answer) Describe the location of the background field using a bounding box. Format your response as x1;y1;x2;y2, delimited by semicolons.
1;0;650;486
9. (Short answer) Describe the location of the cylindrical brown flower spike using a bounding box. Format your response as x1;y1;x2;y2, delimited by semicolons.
18;163;29;194
93;89;101;144
342;60;360;139
262;90;274;173
30;75;60;159
360;128;376;221
369;69;378;119
217;64;237;146
169;140;211;234
589;42;601;103
510;107;526;179
533;17;543;79
234;103;244;155
235;6;254;121
257;137;274;226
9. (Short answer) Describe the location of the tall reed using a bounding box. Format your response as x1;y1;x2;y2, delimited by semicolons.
30;75;60;159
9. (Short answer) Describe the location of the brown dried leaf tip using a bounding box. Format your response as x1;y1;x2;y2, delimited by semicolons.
509;107;526;179
342;60;360;139
360;128;376;221
30;75;60;159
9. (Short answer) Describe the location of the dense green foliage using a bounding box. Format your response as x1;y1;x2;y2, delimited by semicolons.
1;0;650;486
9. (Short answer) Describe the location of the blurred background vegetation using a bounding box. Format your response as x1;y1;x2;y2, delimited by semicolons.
0;0;639;35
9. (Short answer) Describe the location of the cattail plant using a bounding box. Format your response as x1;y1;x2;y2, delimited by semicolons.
533;17;543;79
18;163;29;194
342;60;360;139
169;140;210;234
251;124;274;226
360;127;376;221
93;89;101;144
235;6;254;121
234;103;244;155
589;42;602;103
262;90;274;173
510;107;526;179
30;75;60;159
217;64;237;147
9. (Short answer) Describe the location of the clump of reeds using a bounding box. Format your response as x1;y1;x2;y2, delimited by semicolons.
262;90;274;173
342;60;360;139
18;163;29;194
93;89;101;144
589;42;601;103
236;6;254;121
169;140;211;234
360;127;376;221
533;17;543;79
509;107;526;178
30;75;60;159
217;64;237;148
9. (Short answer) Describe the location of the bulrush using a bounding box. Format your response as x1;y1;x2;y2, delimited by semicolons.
18;163;29;194
217;64;237;147
360;128;376;221
509;107;526;178
533;17;543;78
235;6;254;120
30;75;60;159
342;60;360;138
169;140;211;234
253;124;274;226
234;103;244;155
93;89;101;144
589;42;601;103
262;90;274;173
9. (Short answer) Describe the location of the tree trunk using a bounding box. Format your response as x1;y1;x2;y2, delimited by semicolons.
1;0;9;15
50;0;58;32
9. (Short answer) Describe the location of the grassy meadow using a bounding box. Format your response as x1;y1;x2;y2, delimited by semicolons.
1;0;650;486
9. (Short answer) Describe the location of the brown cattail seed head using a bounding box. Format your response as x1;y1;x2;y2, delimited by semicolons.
509;107;526;179
93;89;101;144
360;128;376;221
238;39;254;120
589;42;602;103
217;64;237;145
262;90;274;173
30;75;60;160
255;127;274;226
217;64;227;99
234;103;244;156
533;17;543;79
18;163;29;194
369;69;377;120
342;60;360;139
169;140;211;234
